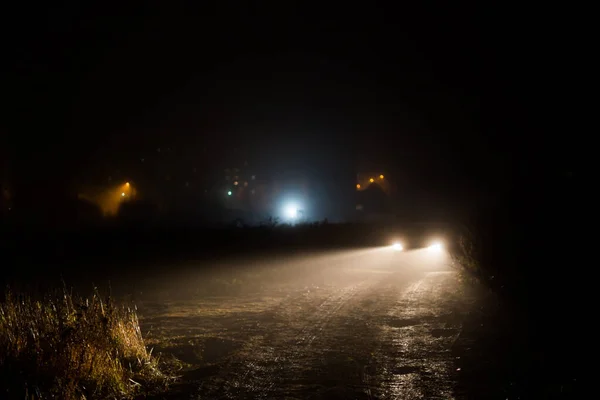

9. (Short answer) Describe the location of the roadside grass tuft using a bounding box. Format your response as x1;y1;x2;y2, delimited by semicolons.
0;287;173;399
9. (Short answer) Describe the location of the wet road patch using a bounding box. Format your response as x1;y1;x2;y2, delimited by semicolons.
391;365;421;375
385;317;422;328
430;328;459;338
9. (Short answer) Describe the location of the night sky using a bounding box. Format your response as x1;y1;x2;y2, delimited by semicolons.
3;2;569;220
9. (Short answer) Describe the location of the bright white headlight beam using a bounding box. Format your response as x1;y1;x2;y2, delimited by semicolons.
428;242;443;252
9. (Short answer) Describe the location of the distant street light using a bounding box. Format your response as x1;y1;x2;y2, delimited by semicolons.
227;191;232;196
379;175;384;179
356;184;361;189
121;192;125;197
284;205;297;219
369;178;374;183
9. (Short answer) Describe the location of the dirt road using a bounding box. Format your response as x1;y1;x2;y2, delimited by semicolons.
135;247;475;399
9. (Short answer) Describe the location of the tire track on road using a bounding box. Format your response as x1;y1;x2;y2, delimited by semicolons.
198;277;384;399
367;270;467;400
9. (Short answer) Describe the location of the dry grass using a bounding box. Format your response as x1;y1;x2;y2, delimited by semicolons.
0;287;172;399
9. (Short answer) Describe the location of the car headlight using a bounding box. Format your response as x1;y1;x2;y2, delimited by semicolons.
427;241;443;252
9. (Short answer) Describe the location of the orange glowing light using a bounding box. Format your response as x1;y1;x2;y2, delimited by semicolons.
356;184;361;189
379;174;384;179
369;178;374;183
